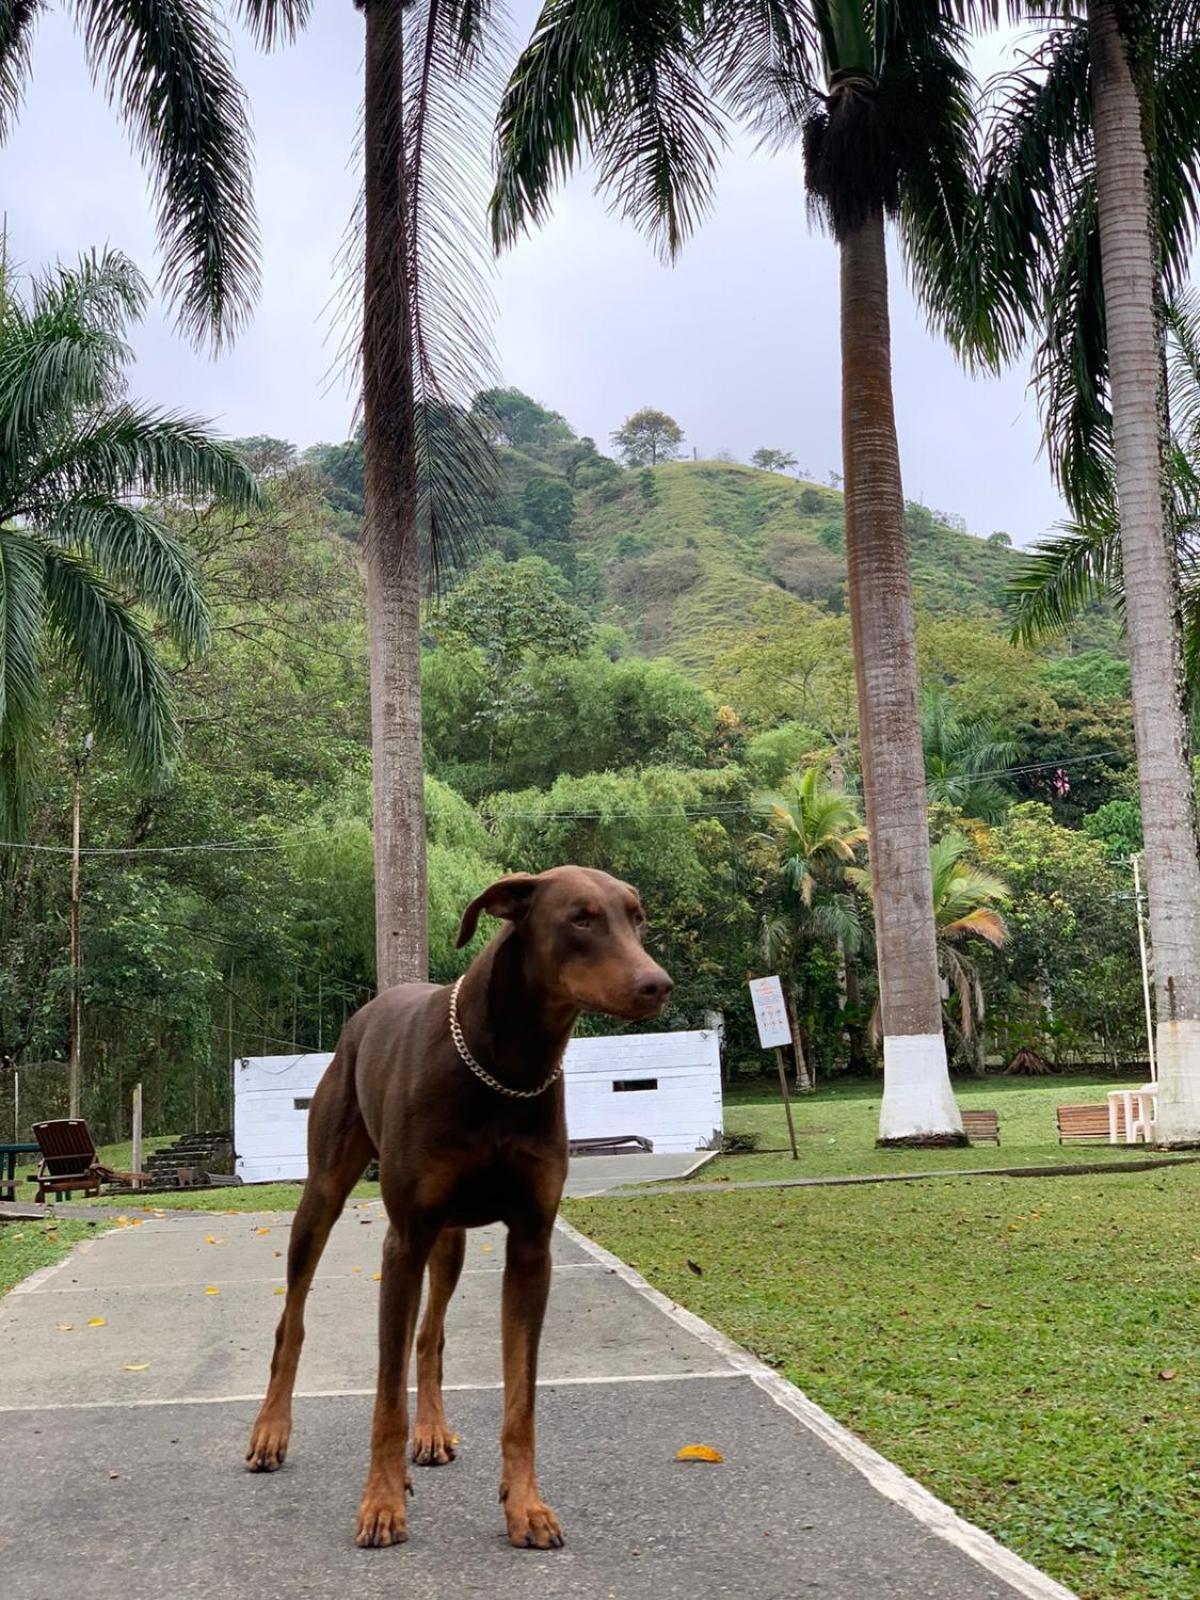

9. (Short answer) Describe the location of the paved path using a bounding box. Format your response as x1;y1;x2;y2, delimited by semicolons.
0;1187;1074;1599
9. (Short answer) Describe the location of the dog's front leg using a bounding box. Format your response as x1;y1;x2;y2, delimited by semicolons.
499;1222;563;1549
356;1219;434;1548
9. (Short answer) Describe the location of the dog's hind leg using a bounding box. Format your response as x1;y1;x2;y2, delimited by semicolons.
411;1225;466;1466
246;1049;374;1472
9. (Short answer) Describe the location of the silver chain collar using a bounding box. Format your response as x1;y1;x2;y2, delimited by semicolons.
448;976;564;1099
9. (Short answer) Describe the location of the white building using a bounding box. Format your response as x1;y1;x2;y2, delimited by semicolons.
233;1028;722;1184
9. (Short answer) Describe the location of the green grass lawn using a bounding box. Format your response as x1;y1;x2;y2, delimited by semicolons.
565;1162;1200;1600
698;1073;1176;1183
0;1218;99;1296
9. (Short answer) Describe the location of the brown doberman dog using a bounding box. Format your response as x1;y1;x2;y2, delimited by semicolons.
245;866;672;1551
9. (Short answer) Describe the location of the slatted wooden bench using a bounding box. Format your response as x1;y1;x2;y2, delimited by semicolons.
568;1134;653;1156
961;1109;1000;1145
1056;1103;1124;1144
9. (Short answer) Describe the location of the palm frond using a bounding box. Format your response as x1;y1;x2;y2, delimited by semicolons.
41;499;210;655
0;250;147;483
40;541;177;777
16;403;259;513
704;0;819;145
941;904;1009;946
78;0;260;347
231;0;312;48
1007;513;1122;643
492;0;726;261
0;0;42;140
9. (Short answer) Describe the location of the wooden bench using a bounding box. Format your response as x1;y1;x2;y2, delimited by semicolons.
961;1109;1000;1145
1056;1103;1125;1144
568;1134;653;1156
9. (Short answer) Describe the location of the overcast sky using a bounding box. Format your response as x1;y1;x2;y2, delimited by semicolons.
1;4;1078;545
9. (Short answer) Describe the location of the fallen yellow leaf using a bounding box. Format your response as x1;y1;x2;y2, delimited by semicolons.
273;1286;285;1296
204;1285;219;1296
372;1271;382;1282
130;1218;144;1227
675;1444;723;1463
87;1317;107;1328
255;1226;270;1236
204;1234;220;1246
116;1215;129;1225
481;1242;494;1254
124;1363;150;1372
351;1265;362;1274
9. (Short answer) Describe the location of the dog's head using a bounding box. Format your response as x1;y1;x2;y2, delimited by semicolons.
456;866;673;1021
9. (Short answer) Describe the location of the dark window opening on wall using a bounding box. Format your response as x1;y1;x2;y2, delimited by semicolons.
613;1079;658;1093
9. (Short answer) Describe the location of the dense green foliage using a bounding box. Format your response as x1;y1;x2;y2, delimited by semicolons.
0;386;1154;1141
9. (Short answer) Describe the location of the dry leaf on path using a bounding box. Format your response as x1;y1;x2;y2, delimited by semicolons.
124;1363;150;1372
255;1227;270;1236
675;1444;723;1463
55;1323;74;1332
372;1271;382;1282
204;1285;219;1296
273;1287;285;1296
1159;1370;1177;1381
204;1234;221;1246
86;1316;107;1328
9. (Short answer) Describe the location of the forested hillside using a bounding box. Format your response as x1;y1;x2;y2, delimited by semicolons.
0;392;1148;1140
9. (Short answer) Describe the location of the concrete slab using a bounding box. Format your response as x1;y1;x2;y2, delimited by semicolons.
1;1383;1025;1600
0;1196;1072;1600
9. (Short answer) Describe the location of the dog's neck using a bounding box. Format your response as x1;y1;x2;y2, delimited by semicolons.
457;930;578;1090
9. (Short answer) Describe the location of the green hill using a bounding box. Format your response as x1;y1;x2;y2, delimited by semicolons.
567;460;1021;671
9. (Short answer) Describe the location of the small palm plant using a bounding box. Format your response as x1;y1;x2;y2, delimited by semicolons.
756;766;868;1088
852;833;1010;1071
920;688;1023;824
0;248;256;830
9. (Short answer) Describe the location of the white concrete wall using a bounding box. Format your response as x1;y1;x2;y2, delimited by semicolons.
234;1028;723;1182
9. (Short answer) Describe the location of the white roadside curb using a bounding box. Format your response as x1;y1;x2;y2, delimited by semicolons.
556;1214;1079;1600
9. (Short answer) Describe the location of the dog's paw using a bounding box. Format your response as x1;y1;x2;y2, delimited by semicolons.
502;1493;564;1550
245;1410;291;1472
411;1420;457;1467
355;1477;413;1548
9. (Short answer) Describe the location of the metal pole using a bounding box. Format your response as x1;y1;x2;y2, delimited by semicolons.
774;1047;800;1161
131;1082;143;1189
13;1068;18;1142
1132;853;1157;1082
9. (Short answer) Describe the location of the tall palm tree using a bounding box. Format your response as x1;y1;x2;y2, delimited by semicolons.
947;9;1200;1142
0;248;256;830
756;766;866;1087
0;0;500;989
493;0;978;1144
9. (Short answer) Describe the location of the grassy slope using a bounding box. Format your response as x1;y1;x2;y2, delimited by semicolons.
694;1075;1188;1183
565;1164;1200;1600
572;461;1019;668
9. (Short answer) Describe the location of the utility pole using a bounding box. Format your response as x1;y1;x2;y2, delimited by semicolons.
67;732;93;1120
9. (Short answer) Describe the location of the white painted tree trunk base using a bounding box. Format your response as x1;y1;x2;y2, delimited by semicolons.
877;1032;967;1145
1154;1019;1200;1145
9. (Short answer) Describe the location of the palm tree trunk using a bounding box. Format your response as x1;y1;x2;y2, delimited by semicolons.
785;984;813;1092
362;0;428;990
839;211;964;1145
1090;0;1200;1143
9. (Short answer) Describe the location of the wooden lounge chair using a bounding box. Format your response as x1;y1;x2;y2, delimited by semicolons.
27;1119;146;1202
567;1134;654;1156
961;1109;1000;1145
1056;1103;1125;1144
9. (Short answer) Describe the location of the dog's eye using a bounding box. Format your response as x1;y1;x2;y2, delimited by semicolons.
571;910;595;929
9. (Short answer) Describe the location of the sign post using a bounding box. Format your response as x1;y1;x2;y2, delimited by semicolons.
749;976;799;1161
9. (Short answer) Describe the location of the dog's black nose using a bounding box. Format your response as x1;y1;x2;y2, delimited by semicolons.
636;971;673;1003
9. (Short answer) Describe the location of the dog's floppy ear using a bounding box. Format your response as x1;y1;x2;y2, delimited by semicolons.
456;873;540;948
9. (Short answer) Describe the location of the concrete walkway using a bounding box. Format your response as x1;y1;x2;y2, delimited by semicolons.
0;1190;1074;1599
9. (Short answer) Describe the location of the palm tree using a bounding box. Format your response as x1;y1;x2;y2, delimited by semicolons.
946;10;1200;1142
928;833;1009;1072
492;0;977;1144
0;248;256;830
0;0;500;989
920;688;1023;823
756;766;866;1088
